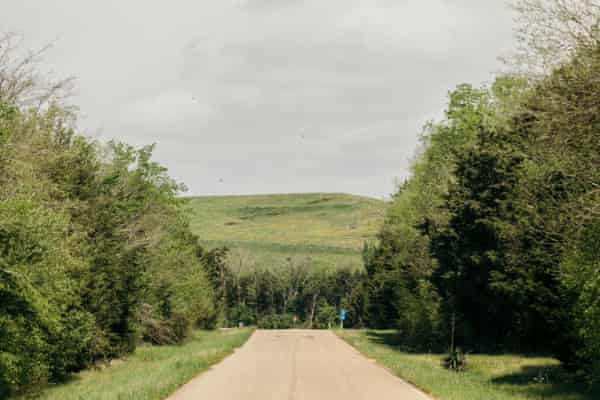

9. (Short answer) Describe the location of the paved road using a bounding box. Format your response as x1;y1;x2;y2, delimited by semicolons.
169;329;430;400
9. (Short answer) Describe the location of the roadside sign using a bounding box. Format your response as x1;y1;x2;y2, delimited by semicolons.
340;308;347;329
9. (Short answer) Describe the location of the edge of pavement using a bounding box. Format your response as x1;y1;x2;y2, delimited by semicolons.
331;330;435;400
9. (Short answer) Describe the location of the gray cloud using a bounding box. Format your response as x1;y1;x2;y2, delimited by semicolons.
243;0;303;11
2;0;515;198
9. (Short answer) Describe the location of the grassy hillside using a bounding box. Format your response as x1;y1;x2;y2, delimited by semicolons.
187;193;385;270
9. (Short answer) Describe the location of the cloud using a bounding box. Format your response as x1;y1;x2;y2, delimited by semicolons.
2;0;515;197
122;91;215;129
243;0;303;11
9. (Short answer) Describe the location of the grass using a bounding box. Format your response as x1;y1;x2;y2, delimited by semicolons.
186;193;385;270
336;330;599;400
21;329;253;400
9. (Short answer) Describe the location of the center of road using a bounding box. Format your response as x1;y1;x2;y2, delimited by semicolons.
168;330;431;400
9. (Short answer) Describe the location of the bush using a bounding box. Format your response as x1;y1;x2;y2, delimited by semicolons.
257;314;295;329
396;280;444;351
168;313;191;343
139;305;190;345
442;348;467;372
0;304;51;396
0;276;95;396
196;309;219;330
0;201;95;396
315;304;337;329
228;304;256;327
47;309;95;380
562;220;600;384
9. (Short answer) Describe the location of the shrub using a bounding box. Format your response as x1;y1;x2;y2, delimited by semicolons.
315;304;337;329
228;303;256;327
167;313;190;343
139;304;191;346
442;348;467;372
257;313;295;329
0;200;95;396
562;220;600;384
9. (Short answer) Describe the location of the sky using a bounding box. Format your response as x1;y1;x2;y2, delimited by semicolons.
2;0;515;199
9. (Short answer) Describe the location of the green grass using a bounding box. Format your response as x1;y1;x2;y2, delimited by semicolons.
21;329;253;400
336;330;599;400
186;193;385;270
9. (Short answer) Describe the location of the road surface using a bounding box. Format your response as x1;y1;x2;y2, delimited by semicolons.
168;329;431;400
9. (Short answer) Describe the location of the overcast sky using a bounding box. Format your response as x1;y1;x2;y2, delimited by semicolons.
2;0;515;198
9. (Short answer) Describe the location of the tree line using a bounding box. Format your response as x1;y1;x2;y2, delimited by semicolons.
363;0;600;384
0;34;221;396
203;249;367;329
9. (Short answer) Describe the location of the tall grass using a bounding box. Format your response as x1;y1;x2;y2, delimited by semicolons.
20;329;253;400
337;330;599;400
187;193;385;270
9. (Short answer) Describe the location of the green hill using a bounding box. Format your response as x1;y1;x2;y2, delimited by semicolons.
186;193;386;270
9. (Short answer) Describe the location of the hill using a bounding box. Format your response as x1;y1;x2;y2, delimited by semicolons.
186;193;386;270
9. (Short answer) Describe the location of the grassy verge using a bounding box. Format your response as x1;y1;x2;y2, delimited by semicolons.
21;328;253;400
336;329;598;400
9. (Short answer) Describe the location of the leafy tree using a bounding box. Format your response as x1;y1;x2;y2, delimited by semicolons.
0;38;219;394
0;199;94;395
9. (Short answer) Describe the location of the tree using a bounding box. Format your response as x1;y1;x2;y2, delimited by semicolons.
562;220;600;381
0;37;220;394
0;33;73;108
510;0;600;73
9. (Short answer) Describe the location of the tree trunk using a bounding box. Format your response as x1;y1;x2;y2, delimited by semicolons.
309;293;318;328
450;311;456;352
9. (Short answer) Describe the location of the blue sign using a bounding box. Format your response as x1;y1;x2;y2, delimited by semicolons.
340;308;347;321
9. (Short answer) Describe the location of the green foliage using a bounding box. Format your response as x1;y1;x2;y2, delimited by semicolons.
213;250;367;329
562;220;600;383
0;199;95;395
0;66;216;394
257;313;295;329
363;83;496;349
139;304;191;345
430;125;562;350
442;348;468;372
363;35;600;383
315;303;338;329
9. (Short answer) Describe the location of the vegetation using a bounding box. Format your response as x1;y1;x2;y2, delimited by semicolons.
187;193;384;271
19;329;253;400
360;0;600;387
196;239;367;328
0;33;221;397
337;330;600;400
2;0;600;397
188;193;381;330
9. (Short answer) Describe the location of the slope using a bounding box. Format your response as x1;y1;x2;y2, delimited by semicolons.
186;193;385;270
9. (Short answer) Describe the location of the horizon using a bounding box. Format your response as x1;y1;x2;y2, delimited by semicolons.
181;191;388;201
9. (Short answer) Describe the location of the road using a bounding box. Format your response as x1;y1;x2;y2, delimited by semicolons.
168;329;431;400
